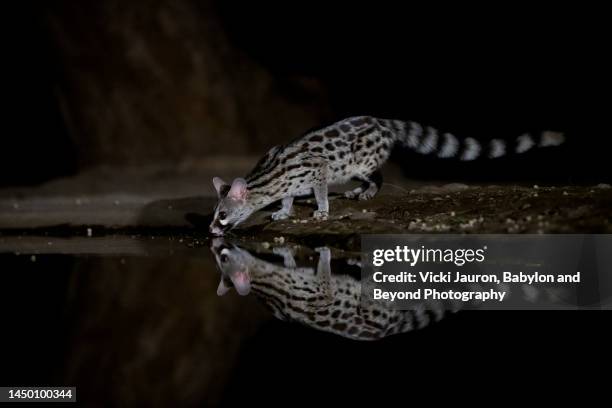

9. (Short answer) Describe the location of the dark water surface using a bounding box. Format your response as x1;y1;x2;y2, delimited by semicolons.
0;233;609;405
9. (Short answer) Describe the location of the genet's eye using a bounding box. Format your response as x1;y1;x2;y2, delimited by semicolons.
218;211;227;220
220;254;229;263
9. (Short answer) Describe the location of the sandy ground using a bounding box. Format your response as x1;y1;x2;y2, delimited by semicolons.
232;184;612;250
0;159;610;252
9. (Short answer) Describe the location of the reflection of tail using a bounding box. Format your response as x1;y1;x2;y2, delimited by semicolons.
379;118;565;161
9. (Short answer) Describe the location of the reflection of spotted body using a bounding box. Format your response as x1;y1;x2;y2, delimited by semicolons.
209;116;565;235
211;239;445;341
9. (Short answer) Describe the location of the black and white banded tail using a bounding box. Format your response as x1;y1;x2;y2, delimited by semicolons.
379;119;565;161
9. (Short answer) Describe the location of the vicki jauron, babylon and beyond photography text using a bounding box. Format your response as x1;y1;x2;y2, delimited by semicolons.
372;271;580;285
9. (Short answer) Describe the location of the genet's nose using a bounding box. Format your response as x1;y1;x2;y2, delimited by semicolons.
209;225;224;236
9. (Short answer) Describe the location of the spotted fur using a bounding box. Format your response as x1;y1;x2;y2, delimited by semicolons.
211;239;571;340
210;239;443;341
209;116;565;235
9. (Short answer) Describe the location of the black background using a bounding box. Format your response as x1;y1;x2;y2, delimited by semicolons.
3;2;611;185
221;3;611;183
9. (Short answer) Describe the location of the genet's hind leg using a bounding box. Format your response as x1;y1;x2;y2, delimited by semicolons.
312;162;329;220
313;182;329;219
344;183;365;199
358;170;383;200
344;170;383;200
315;247;333;304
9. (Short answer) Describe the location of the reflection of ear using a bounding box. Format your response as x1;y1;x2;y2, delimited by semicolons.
216;279;231;296
228;178;248;201
213;177;230;198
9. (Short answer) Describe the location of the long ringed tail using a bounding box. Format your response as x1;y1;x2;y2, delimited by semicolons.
378;118;565;161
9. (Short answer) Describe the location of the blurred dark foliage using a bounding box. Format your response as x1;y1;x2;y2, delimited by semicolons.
3;1;610;186
3;1;77;186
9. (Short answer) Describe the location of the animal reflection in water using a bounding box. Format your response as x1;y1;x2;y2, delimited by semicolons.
210;238;445;341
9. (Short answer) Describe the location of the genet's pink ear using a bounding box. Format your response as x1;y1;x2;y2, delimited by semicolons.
228;178;248;201
230;271;251;296
217;279;231;296
213;177;229;198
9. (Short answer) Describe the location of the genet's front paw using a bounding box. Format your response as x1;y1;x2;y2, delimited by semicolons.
271;211;290;221
358;191;375;200
344;190;358;199
312;210;328;220
314;246;331;255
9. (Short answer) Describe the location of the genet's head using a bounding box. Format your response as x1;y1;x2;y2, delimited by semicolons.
209;177;254;236
210;238;252;296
